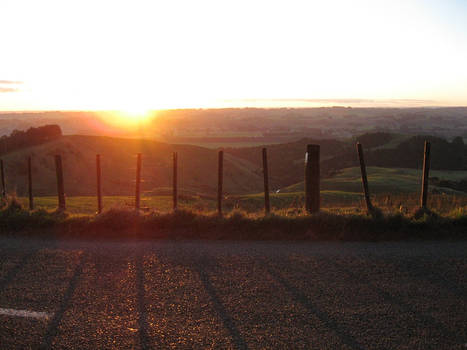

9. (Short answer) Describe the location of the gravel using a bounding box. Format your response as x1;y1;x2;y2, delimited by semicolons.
0;237;466;349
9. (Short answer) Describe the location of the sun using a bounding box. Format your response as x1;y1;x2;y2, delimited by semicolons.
119;106;152;121
97;107;154;129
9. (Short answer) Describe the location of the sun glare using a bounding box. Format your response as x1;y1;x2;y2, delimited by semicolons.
1;0;466;110
97;108;154;130
120;107;152;122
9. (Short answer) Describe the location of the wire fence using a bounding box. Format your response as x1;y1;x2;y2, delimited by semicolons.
2;141;467;216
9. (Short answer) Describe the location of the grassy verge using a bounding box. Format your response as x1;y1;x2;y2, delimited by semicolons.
1;198;466;241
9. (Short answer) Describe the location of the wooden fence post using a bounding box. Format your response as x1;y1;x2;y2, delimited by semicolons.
54;155;66;210
305;144;320;213
356;143;372;212
135;153;142;210
173;152;178;211
217;150;223;216
262;148;270;214
28;156;34;210
0;159;6;199
420;141;431;209
96;154;102;214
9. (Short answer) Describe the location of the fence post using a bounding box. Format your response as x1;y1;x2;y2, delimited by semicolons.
173;152;178;211
356;143;372;212
262;148;270;214
420;141;431;209
54;155;66;211
135;153;142;210
217;150;223;216
96;154;102;214
28;156;34;210
305;144;320;213
0;159;6;199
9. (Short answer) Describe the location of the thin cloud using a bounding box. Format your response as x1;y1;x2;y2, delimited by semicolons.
0;80;22;93
0;80;22;84
0;87;19;93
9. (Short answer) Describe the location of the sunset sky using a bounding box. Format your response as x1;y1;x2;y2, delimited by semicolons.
1;0;467;111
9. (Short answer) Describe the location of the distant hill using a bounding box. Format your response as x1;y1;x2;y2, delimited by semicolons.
282;167;467;194
1;107;466;146
1;135;264;196
225;138;348;190
322;134;467;171
1;131;466;197
225;132;467;191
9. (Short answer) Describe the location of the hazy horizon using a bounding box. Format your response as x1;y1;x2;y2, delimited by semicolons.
1;98;467;114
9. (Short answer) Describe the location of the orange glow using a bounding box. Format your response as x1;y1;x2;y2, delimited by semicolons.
98;110;154;129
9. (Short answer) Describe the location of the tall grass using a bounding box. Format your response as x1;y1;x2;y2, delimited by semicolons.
14;192;467;216
1;196;466;241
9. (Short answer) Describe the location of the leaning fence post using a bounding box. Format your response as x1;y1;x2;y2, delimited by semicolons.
54;155;66;211
96;154;102;214
356;143;372;212
262;148;270;214
305;144;320;213
420;141;431;209
28;156;34;210
135;153;142;210
0;159;6;199
173;152;178;211
217;150;223;216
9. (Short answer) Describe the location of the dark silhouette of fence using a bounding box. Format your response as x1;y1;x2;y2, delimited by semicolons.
0;141;436;215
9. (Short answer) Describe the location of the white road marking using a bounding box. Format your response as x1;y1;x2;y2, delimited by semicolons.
0;308;52;320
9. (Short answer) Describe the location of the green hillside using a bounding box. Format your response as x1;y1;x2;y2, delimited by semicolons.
1;135;264;196
225;138;349;189
282;167;467;194
3;133;466;199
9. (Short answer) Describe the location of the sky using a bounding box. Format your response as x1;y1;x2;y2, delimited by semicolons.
1;0;467;111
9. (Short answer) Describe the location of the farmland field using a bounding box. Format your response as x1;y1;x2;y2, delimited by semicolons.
10;167;467;215
283;167;467;194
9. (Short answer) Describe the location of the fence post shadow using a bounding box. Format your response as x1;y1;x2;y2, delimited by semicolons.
193;256;249;350
41;255;85;349
135;254;151;350
263;261;364;350
327;257;463;346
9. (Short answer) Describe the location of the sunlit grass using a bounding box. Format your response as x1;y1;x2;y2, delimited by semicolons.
14;191;467;217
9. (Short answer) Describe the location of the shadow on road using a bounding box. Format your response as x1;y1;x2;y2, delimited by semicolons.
393;259;466;300
265;263;365;350
0;249;37;291
136;254;151;350
40;254;85;349
329;258;464;349
194;256;249;350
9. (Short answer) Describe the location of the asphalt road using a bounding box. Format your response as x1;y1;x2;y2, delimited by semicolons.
0;237;466;349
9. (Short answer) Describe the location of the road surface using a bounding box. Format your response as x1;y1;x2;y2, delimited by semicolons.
0;237;466;349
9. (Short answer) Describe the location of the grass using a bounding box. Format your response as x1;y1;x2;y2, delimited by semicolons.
1;196;466;241
15;195;213;214
283;167;467;194
6;164;467;241
14;189;467;216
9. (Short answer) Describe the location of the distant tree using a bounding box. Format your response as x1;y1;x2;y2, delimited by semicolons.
452;136;464;147
356;132;393;149
0;124;62;155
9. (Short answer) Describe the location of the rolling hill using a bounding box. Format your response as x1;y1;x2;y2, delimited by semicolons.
225;132;467;191
2;131;466;199
281;167;467;194
1;135;264;197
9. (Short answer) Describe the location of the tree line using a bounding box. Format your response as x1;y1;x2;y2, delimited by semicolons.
0;125;62;155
